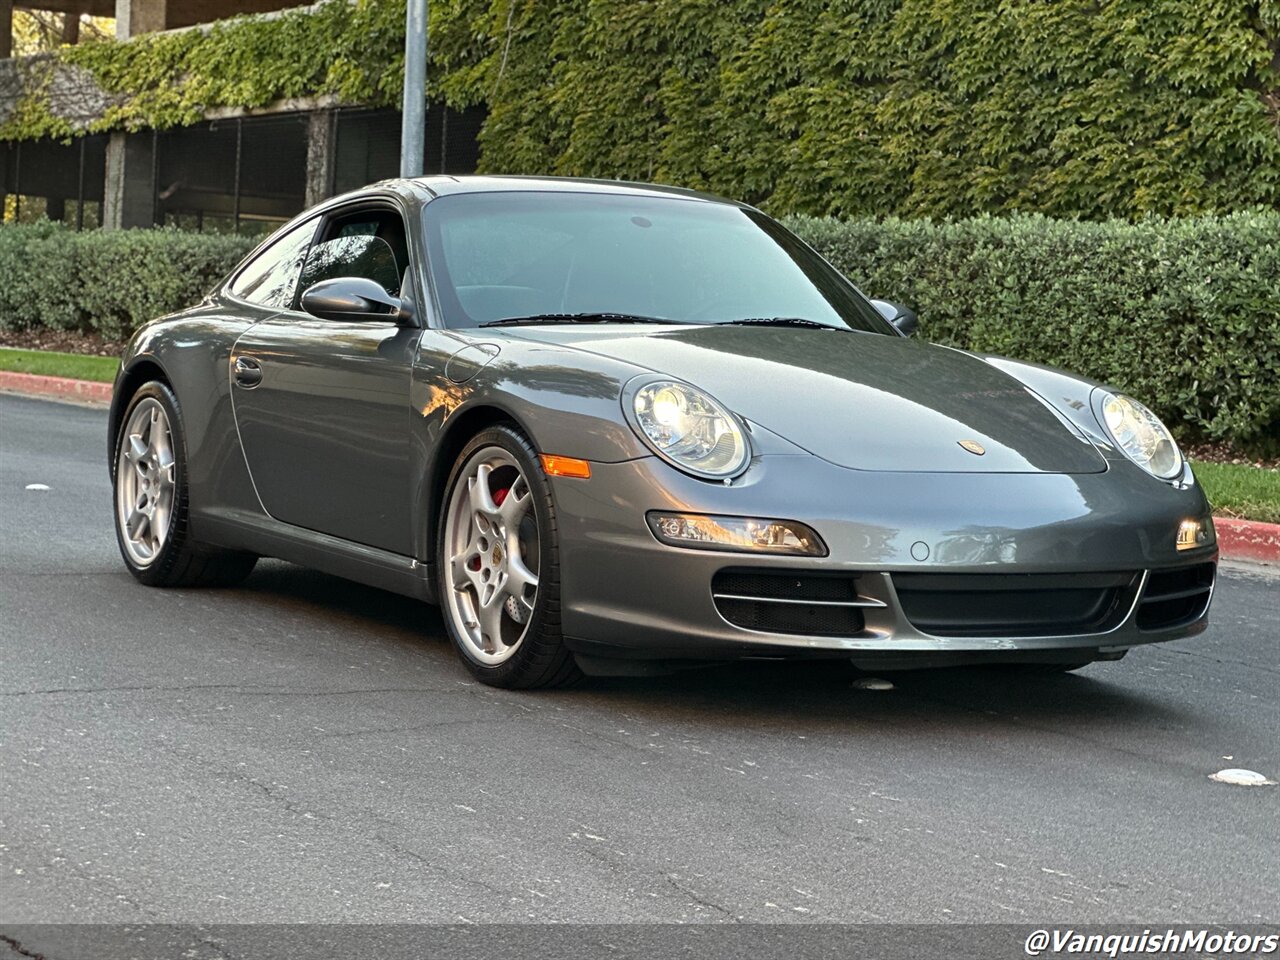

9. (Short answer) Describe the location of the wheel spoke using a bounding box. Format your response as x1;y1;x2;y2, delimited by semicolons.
125;507;148;539
126;434;147;463
477;591;505;651
506;552;539;596
156;448;176;484
449;549;478;589
469;464;499;516
151;499;170;542
498;485;531;526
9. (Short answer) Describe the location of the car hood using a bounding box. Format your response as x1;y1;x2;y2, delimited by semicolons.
507;325;1107;474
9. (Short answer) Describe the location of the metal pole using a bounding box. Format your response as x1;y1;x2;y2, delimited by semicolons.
233;119;242;234
400;0;427;178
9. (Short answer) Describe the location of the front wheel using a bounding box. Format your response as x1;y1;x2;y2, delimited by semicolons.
112;381;257;587
437;426;580;689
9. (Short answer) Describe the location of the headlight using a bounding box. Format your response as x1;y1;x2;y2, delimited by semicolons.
630;380;749;479
1098;392;1183;479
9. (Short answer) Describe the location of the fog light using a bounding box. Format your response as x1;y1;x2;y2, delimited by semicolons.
1176;517;1215;551
646;512;827;556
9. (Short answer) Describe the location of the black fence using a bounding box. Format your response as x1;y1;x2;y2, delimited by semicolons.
0;103;483;234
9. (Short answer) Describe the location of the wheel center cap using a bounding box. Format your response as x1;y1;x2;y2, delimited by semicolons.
491;544;504;566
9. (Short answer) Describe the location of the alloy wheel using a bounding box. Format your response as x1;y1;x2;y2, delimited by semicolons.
115;397;177;567
442;446;541;665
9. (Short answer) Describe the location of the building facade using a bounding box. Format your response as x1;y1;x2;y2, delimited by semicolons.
0;0;481;233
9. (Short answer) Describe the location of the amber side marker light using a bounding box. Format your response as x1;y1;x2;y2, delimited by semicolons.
540;454;592;479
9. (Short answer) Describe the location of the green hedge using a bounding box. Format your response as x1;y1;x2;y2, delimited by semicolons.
789;211;1280;454
4;0;1278;220
465;0;1280;220
0;222;252;340
1;214;1276;453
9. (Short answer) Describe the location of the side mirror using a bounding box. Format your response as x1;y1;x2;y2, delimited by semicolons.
300;276;407;323
870;299;919;337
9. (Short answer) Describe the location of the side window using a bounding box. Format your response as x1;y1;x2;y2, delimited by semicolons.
299;235;402;297
298;209;409;299
228;218;318;308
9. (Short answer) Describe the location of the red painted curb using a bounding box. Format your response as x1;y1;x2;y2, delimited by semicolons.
0;371;1276;564
1214;517;1280;566
0;370;113;405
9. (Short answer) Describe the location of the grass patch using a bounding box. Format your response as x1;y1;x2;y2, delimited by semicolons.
1192;461;1280;525
0;347;118;383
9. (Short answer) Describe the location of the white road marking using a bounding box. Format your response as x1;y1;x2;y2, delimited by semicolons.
1209;768;1275;786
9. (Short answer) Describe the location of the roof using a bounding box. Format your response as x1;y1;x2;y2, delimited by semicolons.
394;175;744;207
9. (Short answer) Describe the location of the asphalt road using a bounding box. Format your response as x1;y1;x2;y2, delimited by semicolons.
1;393;1277;930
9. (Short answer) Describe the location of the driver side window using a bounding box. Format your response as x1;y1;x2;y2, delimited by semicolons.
298;208;409;303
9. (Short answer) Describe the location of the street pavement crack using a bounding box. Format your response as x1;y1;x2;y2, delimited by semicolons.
0;933;47;960
0;683;251;698
658;872;737;920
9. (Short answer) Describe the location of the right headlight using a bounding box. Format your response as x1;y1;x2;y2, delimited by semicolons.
1097;391;1183;480
628;379;750;479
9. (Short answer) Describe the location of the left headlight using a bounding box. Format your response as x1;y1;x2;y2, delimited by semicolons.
629;379;750;479
1098;392;1183;480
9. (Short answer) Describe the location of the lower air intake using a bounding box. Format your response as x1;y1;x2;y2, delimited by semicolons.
892;571;1139;638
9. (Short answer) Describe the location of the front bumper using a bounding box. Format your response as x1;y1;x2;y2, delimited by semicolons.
548;454;1218;666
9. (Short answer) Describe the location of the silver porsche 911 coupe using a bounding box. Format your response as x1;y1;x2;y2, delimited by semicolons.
109;176;1218;688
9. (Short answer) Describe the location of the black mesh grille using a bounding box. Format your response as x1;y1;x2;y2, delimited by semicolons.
715;598;866;636
712;569;869;636
892;571;1139;638
1136;563;1215;631
713;570;861;603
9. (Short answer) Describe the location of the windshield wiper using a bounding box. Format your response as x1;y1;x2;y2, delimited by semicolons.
719;317;840;330
480;312;677;328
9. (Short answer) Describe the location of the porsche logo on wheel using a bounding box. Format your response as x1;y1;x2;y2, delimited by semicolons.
958;439;986;456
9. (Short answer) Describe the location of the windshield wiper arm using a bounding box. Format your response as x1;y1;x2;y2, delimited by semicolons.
480;312;677;328
719;317;839;329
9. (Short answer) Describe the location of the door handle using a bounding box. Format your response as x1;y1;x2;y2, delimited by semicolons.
233;356;263;388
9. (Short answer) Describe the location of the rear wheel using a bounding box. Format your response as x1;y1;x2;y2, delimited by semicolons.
112;381;257;587
437;426;580;689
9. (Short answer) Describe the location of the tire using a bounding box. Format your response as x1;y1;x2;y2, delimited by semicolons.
436;425;581;689
112;380;257;588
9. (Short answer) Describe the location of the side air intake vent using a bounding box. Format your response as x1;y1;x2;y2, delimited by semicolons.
711;569;882;637
1136;563;1215;631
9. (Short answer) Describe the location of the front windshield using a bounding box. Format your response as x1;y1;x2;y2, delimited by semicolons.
421;190;894;333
